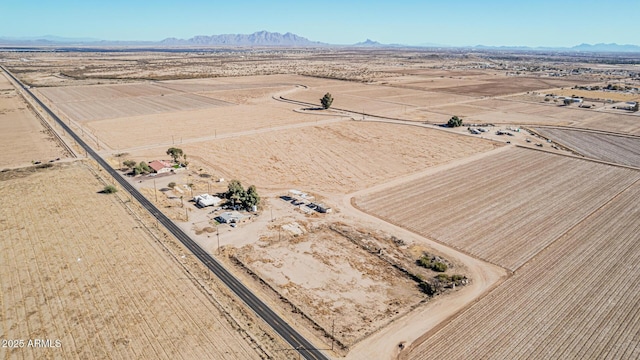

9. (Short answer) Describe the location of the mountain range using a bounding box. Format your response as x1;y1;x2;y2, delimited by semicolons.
1;31;639;53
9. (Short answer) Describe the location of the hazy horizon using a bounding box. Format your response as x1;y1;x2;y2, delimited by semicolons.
2;0;639;47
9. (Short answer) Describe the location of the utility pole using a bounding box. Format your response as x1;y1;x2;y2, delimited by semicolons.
216;226;220;254
154;179;158;202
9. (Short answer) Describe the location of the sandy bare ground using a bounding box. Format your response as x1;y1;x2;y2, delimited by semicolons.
235;225;425;347
0;162;265;360
405;179;640;360
0;73;66;168
532;127;640;168
170;121;498;194
356;147;640;271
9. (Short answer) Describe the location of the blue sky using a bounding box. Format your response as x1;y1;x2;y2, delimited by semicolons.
1;0;639;47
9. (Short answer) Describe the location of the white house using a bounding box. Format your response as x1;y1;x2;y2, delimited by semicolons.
193;194;222;207
215;211;246;224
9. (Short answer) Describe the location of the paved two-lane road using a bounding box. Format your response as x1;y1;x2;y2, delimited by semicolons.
1;66;329;360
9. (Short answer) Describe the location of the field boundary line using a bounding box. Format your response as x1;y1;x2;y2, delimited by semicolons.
531;125;640;139
514;144;640;171
275;95;442;124
348;145;510;200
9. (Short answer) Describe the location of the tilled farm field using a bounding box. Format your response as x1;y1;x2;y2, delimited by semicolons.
406;179;640;360
0;163;264;360
85;102;320;150
177;121;499;194
533;127;640;168
38;85;231;122
356;147;640;270
0;73;66;168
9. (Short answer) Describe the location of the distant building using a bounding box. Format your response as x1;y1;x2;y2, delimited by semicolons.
193;194;222;207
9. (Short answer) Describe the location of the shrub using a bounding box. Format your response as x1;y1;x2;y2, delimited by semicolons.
103;185;117;194
432;261;448;272
417;255;448;272
168;182;176;189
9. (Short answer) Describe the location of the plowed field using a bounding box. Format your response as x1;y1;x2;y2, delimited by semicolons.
356;147;640;270
406;180;640;360
533;127;640;168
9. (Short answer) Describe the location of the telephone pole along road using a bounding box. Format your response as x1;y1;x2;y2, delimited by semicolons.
1;66;329;360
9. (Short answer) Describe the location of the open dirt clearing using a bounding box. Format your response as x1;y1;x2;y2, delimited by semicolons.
0;73;66;168
168;121;499;194
0;162;264;359
405;179;640;360
533;127;640;168
234;225;425;347
356;147;640;270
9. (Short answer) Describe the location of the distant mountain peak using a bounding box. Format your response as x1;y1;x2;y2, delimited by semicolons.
159;31;326;47
354;39;383;47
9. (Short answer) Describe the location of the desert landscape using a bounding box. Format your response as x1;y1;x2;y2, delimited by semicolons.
1;45;639;360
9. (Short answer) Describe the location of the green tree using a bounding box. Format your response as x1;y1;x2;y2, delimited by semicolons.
122;160;137;168
320;93;333;109
226;180;246;206
134;161;152;175
447;115;463;127
244;185;260;208
166;147;184;164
